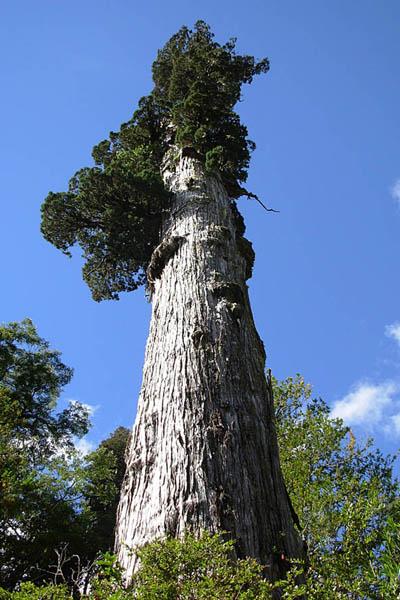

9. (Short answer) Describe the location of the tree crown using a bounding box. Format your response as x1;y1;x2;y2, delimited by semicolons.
0;318;88;453
41;21;268;301
0;319;91;589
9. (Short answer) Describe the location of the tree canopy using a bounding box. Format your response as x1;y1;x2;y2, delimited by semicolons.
40;21;268;300
80;426;130;557
0;319;89;587
0;318;88;477
0;319;130;590
274;375;400;598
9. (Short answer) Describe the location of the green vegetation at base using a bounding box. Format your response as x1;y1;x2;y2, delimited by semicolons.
1;320;399;598
0;534;305;599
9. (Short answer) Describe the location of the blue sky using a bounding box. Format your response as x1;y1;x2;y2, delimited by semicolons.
1;1;400;458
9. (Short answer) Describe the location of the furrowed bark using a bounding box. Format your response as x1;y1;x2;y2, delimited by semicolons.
115;152;304;582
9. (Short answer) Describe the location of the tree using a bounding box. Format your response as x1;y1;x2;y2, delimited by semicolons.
81;427;130;555
39;426;131;594
0;319;90;588
0;319;131;590
274;375;400;598
40;21;304;584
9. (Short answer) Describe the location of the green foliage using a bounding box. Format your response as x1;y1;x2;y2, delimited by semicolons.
41;21;268;300
0;534;303;599
80;427;130;554
151;20;268;189
41;155;169;301
373;513;400;598
0;318;86;449
0;317;87;528
0;582;71;599
0;319;124;589
88;552;127;599
130;531;273;599
0;319;91;589
274;375;400;598
4;368;399;597
0;425;129;591
126;532;306;599
0;320;130;590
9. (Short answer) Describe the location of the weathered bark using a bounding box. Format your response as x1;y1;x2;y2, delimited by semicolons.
115;152;304;581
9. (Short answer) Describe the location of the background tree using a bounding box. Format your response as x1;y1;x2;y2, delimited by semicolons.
0;319;89;587
80;427;130;556
0;319;129;590
274;375;400;598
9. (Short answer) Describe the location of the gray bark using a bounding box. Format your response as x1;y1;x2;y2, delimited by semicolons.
115;152;304;581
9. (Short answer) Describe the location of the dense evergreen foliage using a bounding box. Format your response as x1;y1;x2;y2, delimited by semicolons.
0;319;86;451
41;21;268;300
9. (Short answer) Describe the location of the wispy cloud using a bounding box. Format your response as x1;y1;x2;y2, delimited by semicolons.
81;402;100;416
390;413;400;435
331;380;399;426
75;437;95;456
385;322;400;347
391;179;400;206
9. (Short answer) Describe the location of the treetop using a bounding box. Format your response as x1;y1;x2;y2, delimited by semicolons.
41;21;268;301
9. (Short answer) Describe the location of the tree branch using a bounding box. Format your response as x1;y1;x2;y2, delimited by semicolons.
240;188;280;213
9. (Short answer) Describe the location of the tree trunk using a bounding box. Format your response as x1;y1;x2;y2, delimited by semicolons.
115;152;304;581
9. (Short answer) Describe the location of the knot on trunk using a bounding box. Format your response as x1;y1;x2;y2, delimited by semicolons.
211;281;245;321
226;302;244;320
147;236;186;293
181;146;201;160
208;225;231;241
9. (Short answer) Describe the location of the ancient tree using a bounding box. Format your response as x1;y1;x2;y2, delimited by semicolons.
41;22;304;583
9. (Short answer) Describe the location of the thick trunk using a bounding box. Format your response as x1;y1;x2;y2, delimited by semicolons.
115;153;303;581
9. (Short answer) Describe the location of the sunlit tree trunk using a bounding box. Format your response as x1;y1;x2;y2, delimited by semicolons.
115;152;303;582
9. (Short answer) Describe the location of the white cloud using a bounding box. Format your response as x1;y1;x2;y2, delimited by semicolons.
331;380;399;425
81;402;100;416
75;437;95;456
385;322;400;347
391;179;400;205
390;413;400;435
